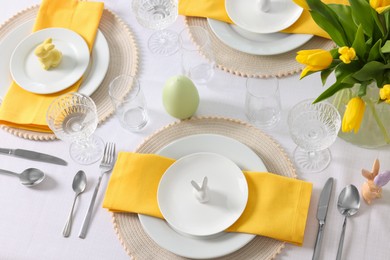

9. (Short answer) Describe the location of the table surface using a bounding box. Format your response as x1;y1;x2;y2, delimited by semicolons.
1;1;389;260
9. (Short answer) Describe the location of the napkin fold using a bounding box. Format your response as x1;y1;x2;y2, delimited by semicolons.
178;0;349;39
103;152;313;246
0;0;104;132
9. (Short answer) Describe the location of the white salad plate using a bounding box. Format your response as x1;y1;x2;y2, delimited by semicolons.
157;152;248;237
139;134;267;259
225;0;303;34
10;28;90;94
0;19;109;98
207;18;313;55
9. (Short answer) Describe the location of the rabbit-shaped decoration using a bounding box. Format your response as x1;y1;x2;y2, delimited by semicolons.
361;159;390;204
34;38;62;70
191;176;209;203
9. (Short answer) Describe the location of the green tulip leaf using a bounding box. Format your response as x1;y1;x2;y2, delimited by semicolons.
331;4;358;45
321;68;334;85
353;61;390;81
381;40;390;53
352;25;367;60
368;39;383;61
313;81;354;103
308;0;349;46
349;0;375;37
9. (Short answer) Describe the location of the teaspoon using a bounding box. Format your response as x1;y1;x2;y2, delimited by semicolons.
0;168;45;186
63;170;87;237
336;184;360;260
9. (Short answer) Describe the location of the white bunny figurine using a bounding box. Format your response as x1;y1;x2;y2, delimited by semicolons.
191;176;209;203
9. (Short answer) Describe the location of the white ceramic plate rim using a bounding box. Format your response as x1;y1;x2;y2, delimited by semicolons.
207;18;313;55
0;19;109;98
10;27;90;94
225;0;303;34
157;152;248;237
138;134;267;259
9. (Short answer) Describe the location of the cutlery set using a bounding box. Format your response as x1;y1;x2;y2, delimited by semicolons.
0;143;116;238
313;178;360;260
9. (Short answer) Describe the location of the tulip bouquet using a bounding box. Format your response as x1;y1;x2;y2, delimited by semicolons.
295;0;390;137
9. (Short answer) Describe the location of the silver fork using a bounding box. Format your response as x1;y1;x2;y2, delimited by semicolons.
79;142;116;239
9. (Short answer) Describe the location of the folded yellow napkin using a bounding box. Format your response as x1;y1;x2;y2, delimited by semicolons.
0;0;104;132
178;0;349;39
103;152;313;246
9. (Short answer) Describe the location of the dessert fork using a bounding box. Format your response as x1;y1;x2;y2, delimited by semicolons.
79;142;116;239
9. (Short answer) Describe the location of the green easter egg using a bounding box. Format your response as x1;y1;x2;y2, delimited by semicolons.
163;75;199;119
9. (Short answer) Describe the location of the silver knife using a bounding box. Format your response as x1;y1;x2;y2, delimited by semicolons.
0;148;67;166
312;177;333;260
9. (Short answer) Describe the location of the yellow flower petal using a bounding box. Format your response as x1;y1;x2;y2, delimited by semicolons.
380;84;390;101
296;49;333;77
342;97;366;134
370;0;390;13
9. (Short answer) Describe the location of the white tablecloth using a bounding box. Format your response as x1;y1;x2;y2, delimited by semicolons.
0;1;389;259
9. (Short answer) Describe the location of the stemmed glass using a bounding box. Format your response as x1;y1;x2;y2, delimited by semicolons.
288;99;341;173
132;0;179;56
46;92;104;165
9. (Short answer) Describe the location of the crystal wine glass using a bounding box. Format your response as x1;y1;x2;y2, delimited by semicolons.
132;0;179;56
46;92;104;165
288;99;341;173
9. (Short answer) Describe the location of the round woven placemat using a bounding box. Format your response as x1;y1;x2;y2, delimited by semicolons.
0;5;138;140
112;116;297;259
186;17;335;78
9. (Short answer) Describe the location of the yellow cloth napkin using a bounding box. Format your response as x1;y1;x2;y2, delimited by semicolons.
103;152;313;246
178;0;349;39
0;0;104;132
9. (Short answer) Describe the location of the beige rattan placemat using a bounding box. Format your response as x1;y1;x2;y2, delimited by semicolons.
112;116;298;259
0;5;138;140
186;17;335;78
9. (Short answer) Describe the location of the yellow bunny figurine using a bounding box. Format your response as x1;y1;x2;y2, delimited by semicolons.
34;38;62;70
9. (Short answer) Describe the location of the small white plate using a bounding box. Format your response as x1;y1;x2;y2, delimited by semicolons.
225;0;303;34
10;28;90;94
158;152;248;237
207;18;313;55
139;134;268;259
0;19;109;98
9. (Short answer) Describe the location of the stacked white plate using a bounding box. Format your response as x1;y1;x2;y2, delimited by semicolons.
207;0;313;55
138;134;268;259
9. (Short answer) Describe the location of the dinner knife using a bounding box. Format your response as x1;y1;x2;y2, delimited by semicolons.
312;177;333;260
0;148;67;166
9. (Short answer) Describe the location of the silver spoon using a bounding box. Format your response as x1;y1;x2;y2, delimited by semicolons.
63;170;87;237
0;168;45;186
336;184;360;260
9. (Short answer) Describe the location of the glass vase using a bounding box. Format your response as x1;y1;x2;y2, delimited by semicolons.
330;82;390;148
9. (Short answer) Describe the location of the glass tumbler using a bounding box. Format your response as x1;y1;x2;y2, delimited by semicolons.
245;77;281;129
109;75;149;132
179;26;215;85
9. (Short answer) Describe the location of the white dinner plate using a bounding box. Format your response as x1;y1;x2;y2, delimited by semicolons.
139;134;267;259
225;0;303;34
157;152;248;237
0;19;109;98
10;28;90;94
207;18;313;55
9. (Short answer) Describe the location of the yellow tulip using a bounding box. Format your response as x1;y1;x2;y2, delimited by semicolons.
293;0;310;10
342;97;366;134
380;84;390;104
370;0;390;13
296;49;333;78
338;46;356;64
